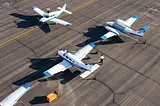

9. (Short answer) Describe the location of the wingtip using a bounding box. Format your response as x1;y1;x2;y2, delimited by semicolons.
89;43;95;48
101;35;107;40
32;6;36;10
23;83;31;89
43;71;52;77
132;15;138;18
65;24;72;26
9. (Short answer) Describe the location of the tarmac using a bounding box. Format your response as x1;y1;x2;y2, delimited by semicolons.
0;0;160;106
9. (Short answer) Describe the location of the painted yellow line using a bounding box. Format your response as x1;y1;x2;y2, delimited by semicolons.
59;0;95;18
0;26;39;46
0;0;95;47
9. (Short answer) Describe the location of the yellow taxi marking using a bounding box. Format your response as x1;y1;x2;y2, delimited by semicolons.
0;0;95;47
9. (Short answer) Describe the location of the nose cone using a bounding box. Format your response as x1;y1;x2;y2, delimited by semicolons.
58;49;67;55
39;18;48;23
106;22;114;27
39;18;43;22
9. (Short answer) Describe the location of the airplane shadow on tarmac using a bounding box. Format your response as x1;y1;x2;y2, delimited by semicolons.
29;96;48;105
13;56;81;86
10;13;53;33
76;25;124;47
13;57;59;86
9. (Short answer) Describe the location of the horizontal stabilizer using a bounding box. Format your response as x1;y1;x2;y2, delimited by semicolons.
57;7;72;14
138;25;149;34
80;64;100;79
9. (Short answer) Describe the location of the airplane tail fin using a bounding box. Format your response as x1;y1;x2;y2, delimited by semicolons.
57;3;72;14
137;25;149;37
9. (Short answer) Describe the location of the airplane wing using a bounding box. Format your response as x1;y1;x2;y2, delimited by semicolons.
125;15;138;26
100;32;117;40
0;83;31;106
43;60;72;77
75;43;95;60
32;6;48;17
49;18;72;26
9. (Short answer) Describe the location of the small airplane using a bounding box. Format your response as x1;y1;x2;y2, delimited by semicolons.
43;43;100;79
32;3;72;26
0;83;31;106
100;15;149;40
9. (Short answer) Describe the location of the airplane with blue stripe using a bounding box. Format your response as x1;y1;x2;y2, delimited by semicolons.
32;3;72;26
0;83;31;106
43;43;100;79
100;14;149;40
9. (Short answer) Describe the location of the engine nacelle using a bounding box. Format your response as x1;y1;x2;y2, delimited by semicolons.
105;26;120;35
106;22;114;27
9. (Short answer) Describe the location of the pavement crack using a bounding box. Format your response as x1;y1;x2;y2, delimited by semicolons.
16;40;39;58
94;48;160;94
9;86;14;92
84;73;120;106
143;54;160;74
95;48;160;106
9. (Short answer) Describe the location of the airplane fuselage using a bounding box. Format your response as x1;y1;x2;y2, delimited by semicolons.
39;10;64;23
58;50;89;71
106;19;138;36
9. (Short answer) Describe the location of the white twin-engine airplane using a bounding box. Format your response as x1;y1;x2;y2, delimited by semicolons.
32;3;72;26
0;83;31;106
43;43;100;79
100;15;149;40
